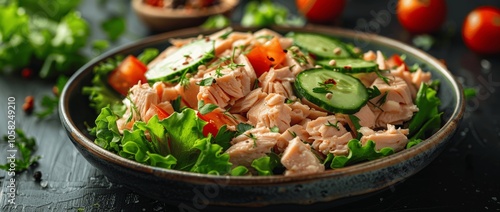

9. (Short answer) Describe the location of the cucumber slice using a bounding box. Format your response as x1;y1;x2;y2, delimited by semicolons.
295;69;368;114
287;32;352;59
146;39;215;82
316;58;378;73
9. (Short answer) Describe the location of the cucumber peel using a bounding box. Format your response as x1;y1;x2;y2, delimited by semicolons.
317;58;378;73
287;32;352;59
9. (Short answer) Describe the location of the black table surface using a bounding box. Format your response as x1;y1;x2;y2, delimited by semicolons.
1;0;500;211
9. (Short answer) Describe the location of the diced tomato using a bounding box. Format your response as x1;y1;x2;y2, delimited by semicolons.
387;54;408;71
197;112;219;137
246;37;287;77
153;104;170;120
246;44;271;77
108;55;148;96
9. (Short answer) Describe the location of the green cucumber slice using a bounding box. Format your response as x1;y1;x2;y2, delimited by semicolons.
146;39;215;82
287;32;352;59
316;58;378;73
295;69;368;114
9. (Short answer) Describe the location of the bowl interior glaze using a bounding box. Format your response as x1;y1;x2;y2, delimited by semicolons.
59;25;464;209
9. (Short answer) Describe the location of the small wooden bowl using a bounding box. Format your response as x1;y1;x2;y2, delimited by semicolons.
132;0;239;32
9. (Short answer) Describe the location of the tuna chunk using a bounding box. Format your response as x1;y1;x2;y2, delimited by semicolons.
283;47;314;76
360;124;409;152
259;66;296;98
352;105;376;128
247;93;292;133
230;88;267;114
197;54;257;108
305;116;353;156
369;76;419;128
225;127;280;168
288;101;312;125
281;137;325;176
276;125;311;153
116;83;174;132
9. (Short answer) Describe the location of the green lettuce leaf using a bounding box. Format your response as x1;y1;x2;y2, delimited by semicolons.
93;107;122;152
408;82;442;139
190;136;232;175
213;125;236;151
329;139;394;168
82;56;125;115
160;108;206;171
231;166;249;176
251;153;281;176
118;126;177;169
133;115;170;155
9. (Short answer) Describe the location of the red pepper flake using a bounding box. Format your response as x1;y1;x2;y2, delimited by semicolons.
52;86;59;96
23;95;34;114
205;36;210;42
182;61;189;65
344;65;352;70
324;78;337;85
21;68;33;79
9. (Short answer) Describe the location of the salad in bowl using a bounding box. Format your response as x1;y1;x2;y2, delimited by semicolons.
82;27;443;177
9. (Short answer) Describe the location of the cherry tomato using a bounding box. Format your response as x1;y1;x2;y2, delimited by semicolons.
197;112;219;137
296;0;345;24
108;55;148;96
397;0;447;34
462;6;500;54
246;37;286;77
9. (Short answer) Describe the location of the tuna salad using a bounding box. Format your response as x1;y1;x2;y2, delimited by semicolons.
83;28;442;176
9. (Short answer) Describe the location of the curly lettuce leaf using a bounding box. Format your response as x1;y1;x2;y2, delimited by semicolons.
189;136;232;175
93;107;122;152
82;56;125;115
408;82;442;138
328;139;394;168
251;153;281;176
133;115;170;155
231;166;249;176
160;108;206;171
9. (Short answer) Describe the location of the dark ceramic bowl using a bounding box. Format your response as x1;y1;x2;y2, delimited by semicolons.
59;25;465;210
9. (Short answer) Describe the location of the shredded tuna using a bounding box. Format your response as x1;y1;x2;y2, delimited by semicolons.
226;126;280;168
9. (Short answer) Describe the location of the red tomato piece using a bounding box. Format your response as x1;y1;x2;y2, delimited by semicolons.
397;0;447;34
153;104;170;120
387;54;408;70
462;6;500;54
246;37;286;77
108;55;148;96
246;44;272;77
144;0;164;7
197;112;219;137
296;0;345;24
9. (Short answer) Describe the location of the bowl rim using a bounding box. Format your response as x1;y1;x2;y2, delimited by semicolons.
59;25;465;186
131;0;239;18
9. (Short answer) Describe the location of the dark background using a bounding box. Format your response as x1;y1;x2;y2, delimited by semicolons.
1;0;500;211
